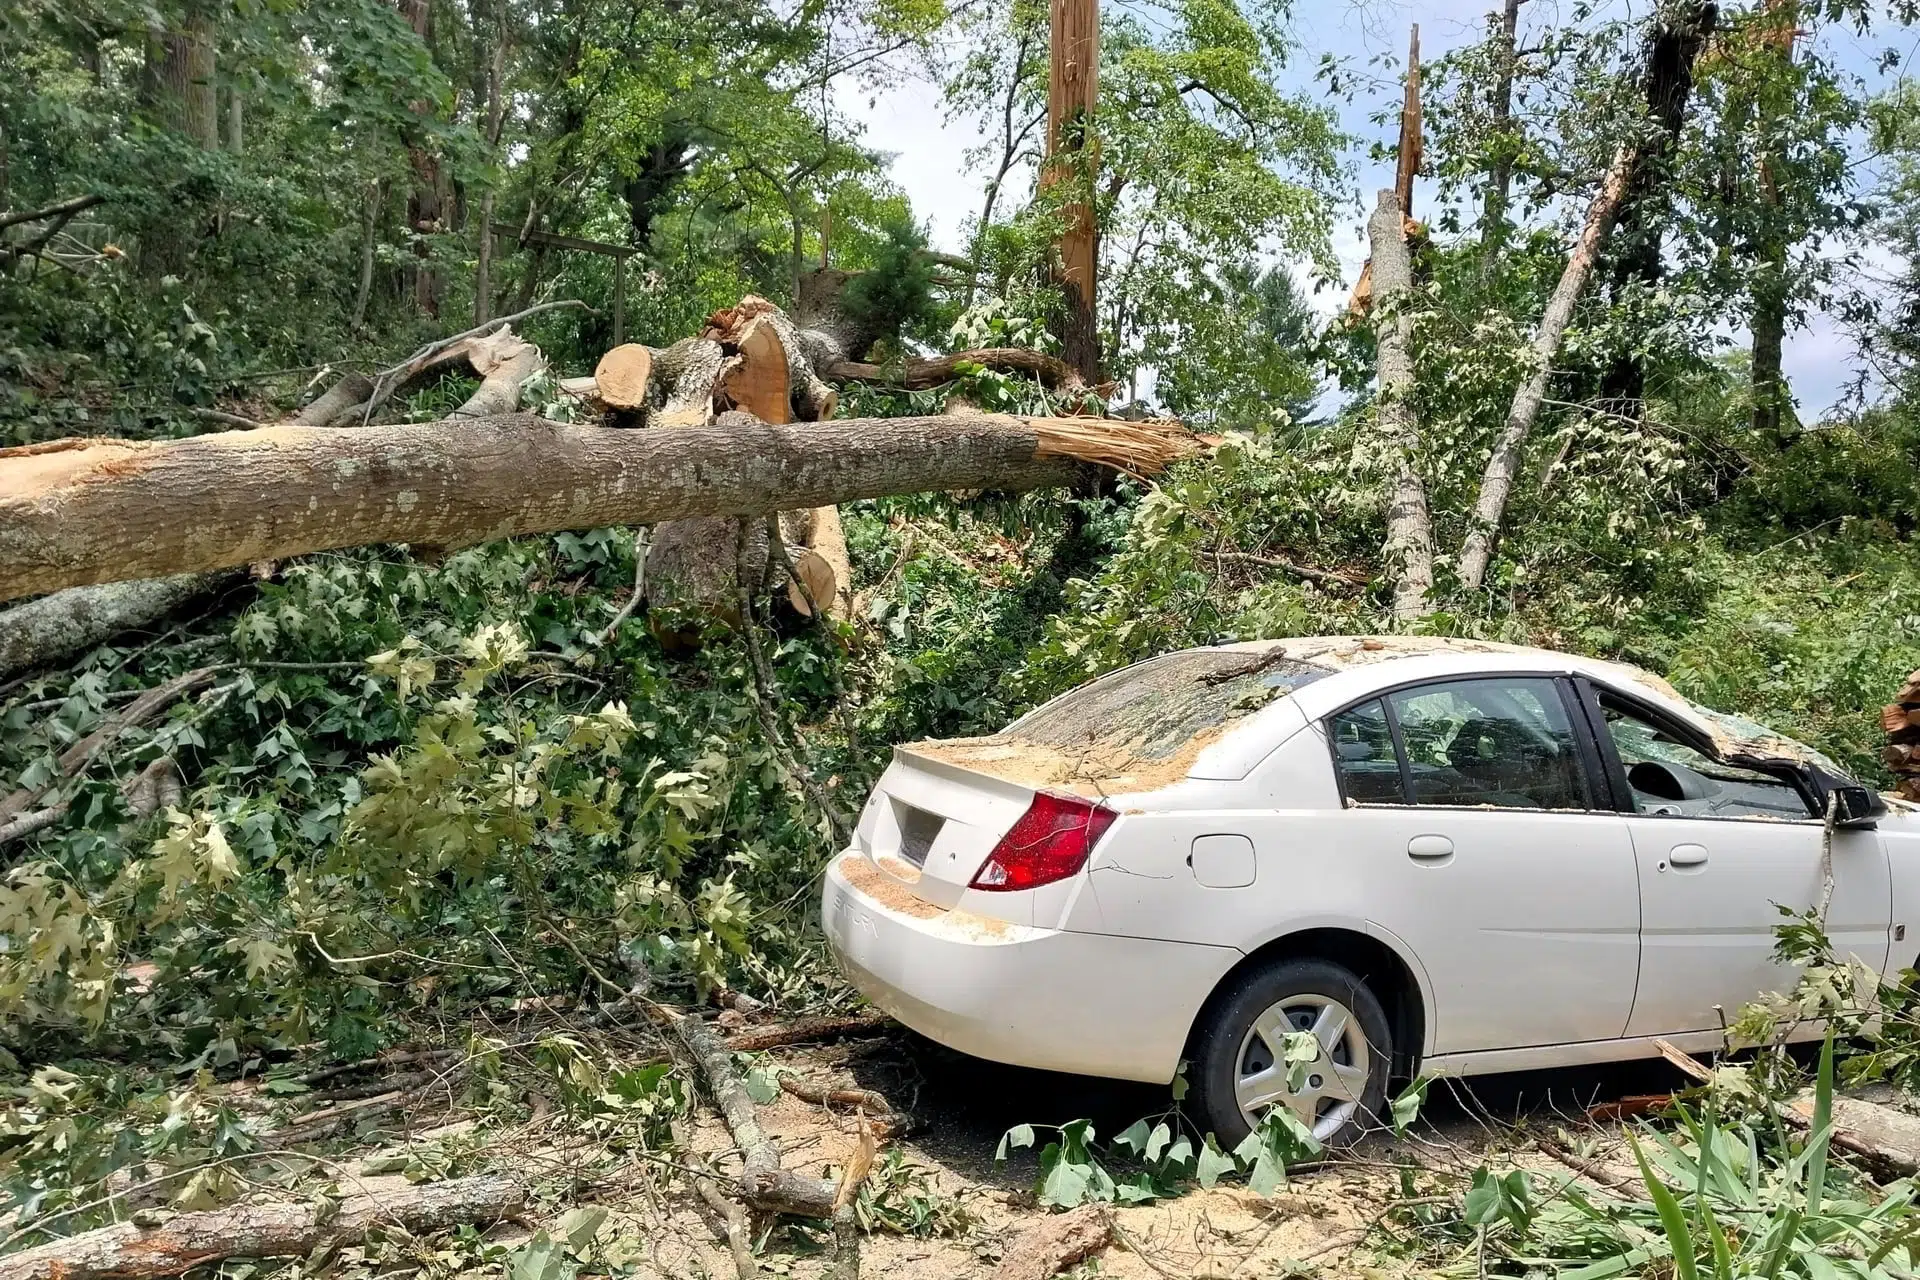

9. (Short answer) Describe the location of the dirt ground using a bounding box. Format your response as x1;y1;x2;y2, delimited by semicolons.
452;1027;1701;1280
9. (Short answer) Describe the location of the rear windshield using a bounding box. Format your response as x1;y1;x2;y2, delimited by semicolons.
1009;649;1331;762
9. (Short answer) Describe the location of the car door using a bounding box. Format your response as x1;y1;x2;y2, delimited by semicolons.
1325;675;1641;1055
1577;681;1891;1039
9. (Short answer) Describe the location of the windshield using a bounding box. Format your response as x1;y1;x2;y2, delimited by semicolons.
1685;701;1847;777
1009;649;1331;762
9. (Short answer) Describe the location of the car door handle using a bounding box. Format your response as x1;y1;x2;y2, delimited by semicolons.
1407;835;1454;861
1668;843;1709;868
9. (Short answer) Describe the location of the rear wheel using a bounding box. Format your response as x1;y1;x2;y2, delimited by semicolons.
1188;958;1392;1150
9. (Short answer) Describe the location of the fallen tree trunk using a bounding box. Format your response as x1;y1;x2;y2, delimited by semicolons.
0;1173;525;1280
0;572;234;679
0;413;1192;603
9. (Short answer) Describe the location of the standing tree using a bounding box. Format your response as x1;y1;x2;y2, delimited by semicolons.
1044;0;1100;382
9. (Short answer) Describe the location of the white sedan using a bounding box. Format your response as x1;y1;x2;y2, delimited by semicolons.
821;637;1914;1148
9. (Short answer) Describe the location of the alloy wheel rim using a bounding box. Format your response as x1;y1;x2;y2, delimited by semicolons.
1233;992;1371;1142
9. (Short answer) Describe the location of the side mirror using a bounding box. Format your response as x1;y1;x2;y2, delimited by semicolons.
1831;784;1884;829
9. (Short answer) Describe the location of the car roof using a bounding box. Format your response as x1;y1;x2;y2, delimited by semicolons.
1188;635;1829;773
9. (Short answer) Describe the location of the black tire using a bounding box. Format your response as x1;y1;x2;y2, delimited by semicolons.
1187;957;1393;1151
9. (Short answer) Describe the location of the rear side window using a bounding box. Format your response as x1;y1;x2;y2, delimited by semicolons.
1389;678;1590;810
1010;649;1331;762
1328;677;1594;811
1329;699;1403;803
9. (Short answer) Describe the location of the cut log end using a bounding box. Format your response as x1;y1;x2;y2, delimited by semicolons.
786;548;837;618
594;344;655;411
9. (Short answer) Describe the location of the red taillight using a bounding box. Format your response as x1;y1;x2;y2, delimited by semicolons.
969;792;1116;892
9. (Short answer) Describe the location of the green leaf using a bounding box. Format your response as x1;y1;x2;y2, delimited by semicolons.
1632;1134;1700;1280
1196;1136;1237;1189
1113;1119;1152;1156
1389;1077;1429;1135
554;1206;609;1255
1037;1141;1092;1209
1463;1167;1502;1227
743;1066;780;1105
995;1124;1035;1162
1145;1122;1171;1164
1806;1029;1835;1216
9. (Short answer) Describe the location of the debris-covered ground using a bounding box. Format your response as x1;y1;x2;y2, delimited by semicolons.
16;997;1879;1280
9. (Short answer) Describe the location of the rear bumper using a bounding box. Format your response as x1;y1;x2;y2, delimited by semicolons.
821;852;1239;1084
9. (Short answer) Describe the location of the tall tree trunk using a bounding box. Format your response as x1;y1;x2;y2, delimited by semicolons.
1750;0;1798;445
0;412;1194;604
137;5;218;275
142;7;218;147
351;179;381;331
1479;0;1523;275
225;86;243;154
473;10;505;327
1044;0;1100;383
399;0;446;318
1367;191;1434;622
1457;145;1640;593
1596;1;1717;416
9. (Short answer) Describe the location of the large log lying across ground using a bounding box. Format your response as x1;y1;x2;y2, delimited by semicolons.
0;412;1194;603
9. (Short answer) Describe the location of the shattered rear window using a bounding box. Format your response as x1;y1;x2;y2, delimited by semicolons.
1009;649;1331;762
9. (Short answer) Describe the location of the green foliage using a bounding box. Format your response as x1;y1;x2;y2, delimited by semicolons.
994;1104;1320;1209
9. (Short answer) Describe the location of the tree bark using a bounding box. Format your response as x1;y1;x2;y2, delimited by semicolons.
225;86;243;154
142;7;217;148
0;1174;525;1280
1366;191;1435;622
293;372;376;427
351;179;381;332
445;327;545;419
827;347;1083;392
1479;0;1523;275
0;413;1193;603
398;0;446;318
1456;144;1640;593
1043;0;1100;383
1749;0;1798;445
0;573;232;679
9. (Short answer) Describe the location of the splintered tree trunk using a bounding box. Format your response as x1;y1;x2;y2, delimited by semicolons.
0;413;1195;603
1044;0;1100;383
649;310;852;630
1456;144;1640;593
1367;190;1434;622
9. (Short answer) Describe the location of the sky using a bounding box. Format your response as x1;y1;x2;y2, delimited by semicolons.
837;0;1920;420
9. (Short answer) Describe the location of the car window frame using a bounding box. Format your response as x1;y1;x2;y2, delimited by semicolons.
1570;676;1822;824
1324;672;1609;814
